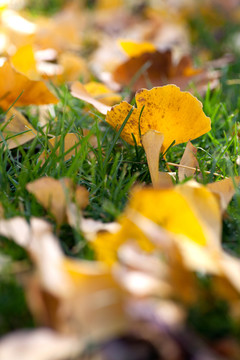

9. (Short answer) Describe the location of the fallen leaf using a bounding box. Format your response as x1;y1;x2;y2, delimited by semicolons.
0;108;37;149
127;181;222;247
178;141;199;181
141;130;174;188
0;329;82;360
56;52;89;84
10;44;39;80
0;216;126;341
118;39;156;57
84;81;122;106
34;4;83;53
96;0;124;10
92;181;221;265
0;61;58;110
106;85;211;153
71;81;111;115
1;9;36;49
207;177;240;212
26;177;89;225
112;49;208;92
141;130;164;187
39;131;97;164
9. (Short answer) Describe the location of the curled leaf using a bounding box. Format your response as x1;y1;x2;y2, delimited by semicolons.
0;108;37;149
71;81;111;115
141;130;164;188
178;141;199;181
207;176;240;212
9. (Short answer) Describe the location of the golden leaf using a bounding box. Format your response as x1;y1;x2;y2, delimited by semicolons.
56;52;89;84
118;39;156;57
92;181;221;265
106;85;211;153
84;81;122;106
0;61;58;110
10;44;39;80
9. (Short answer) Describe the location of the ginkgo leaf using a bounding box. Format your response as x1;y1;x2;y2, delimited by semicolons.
112;50;207;92
0;108;37;149
92;181;221;265
10;44;39;80
127;181;221;246
26;177;89;225
39;132;96;164
96;0;123;10
71;81;111;115
106;85;211;153
0;61;58;109
84;81;122;106
56;52;89;84
0;216;126;342
141;130;173;188
207;177;240;212
39;133;81;163
118;39;156;57
178;141;199;181
141;130;164;187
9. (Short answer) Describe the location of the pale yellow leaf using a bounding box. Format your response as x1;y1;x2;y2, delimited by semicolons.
207;177;240;212
142;130;164;188
0;108;36;149
71;81;111;115
179;141;199;181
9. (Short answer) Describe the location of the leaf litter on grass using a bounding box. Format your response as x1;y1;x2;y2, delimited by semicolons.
0;1;240;359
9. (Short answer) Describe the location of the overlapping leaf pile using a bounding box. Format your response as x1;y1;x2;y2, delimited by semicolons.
0;1;240;359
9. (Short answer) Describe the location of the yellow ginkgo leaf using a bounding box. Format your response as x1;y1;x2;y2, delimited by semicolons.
0;108;37;149
96;0;123;10
10;44;39;80
118;39;156;58
92;181;221;265
127;181;221;247
84;81;122;106
0;61;58;110
106;85;211;153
